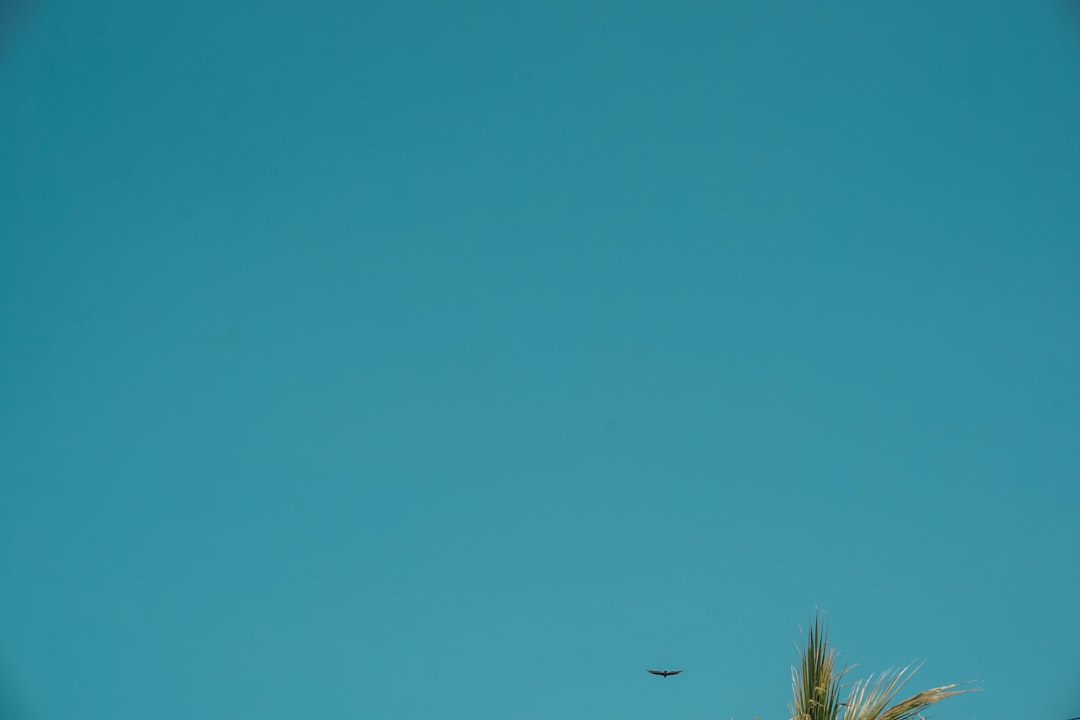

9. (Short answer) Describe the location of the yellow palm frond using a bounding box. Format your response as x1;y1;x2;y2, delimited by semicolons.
841;664;976;720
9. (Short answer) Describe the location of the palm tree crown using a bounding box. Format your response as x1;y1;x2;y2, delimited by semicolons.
790;613;976;720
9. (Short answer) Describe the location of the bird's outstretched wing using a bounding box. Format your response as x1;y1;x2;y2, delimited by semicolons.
646;669;684;677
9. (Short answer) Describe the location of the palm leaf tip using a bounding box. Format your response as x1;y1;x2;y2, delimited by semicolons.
789;613;847;720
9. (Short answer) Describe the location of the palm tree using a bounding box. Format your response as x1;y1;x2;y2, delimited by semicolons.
790;612;976;720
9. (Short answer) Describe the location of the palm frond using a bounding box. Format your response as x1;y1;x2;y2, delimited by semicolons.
790;613;848;720
840;663;977;720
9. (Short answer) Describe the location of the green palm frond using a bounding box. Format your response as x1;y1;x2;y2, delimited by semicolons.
790;613;848;720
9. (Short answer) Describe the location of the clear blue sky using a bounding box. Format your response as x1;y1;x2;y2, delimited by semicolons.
1;1;1078;719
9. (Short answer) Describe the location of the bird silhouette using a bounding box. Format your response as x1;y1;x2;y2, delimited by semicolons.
646;669;683;677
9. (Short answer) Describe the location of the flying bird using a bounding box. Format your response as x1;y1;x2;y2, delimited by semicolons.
646;669;683;677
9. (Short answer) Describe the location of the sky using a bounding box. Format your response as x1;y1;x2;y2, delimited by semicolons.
1;1;1079;719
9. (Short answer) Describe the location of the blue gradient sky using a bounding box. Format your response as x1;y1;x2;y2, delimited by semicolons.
2;2;1079;719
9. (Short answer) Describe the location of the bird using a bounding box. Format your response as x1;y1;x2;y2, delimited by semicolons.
646;669;683;678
